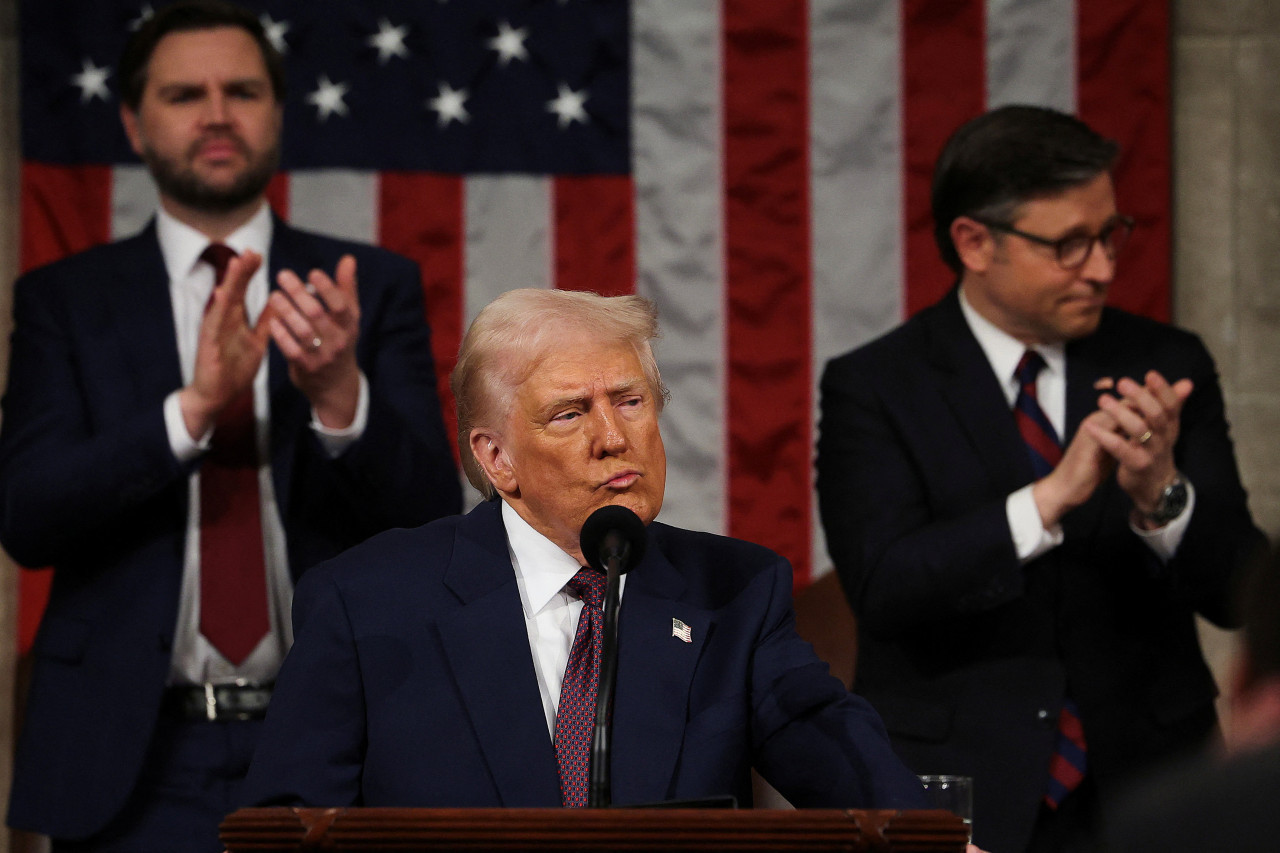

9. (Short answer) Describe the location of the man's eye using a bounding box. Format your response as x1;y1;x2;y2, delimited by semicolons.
553;411;581;422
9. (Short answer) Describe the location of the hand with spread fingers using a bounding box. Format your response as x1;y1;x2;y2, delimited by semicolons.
1082;369;1194;524
269;253;363;429
178;249;273;441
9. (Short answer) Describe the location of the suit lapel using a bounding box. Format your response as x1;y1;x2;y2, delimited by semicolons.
437;503;563;806
264;220;314;519
111;225;184;404
923;291;1032;492
610;538;712;804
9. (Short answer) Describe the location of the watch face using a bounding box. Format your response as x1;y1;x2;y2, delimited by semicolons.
1151;478;1188;523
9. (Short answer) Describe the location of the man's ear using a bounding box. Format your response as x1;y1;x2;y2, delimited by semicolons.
951;216;997;274
120;106;145;158
469;429;516;495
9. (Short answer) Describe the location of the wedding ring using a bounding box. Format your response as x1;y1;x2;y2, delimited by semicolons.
1136;430;1153;446
310;336;323;351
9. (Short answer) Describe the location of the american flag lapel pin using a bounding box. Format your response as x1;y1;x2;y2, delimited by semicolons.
671;618;692;643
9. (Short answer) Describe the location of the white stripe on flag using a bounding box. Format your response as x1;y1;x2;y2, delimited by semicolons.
986;0;1077;111
111;164;158;240
464;175;552;328
809;0;904;577
289;170;378;244
633;0;725;536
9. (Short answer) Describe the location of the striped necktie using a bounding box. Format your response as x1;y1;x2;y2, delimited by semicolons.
1013;349;1062;477
1013;350;1089;807
553;566;607;807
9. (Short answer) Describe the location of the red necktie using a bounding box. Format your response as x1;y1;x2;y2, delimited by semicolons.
197;243;270;665
1013;351;1090;807
553;567;607;808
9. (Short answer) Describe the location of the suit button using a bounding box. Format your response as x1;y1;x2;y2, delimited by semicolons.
1037;708;1053;727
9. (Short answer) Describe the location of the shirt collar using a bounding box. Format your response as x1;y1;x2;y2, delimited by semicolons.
958;285;1065;388
501;500;584;618
155;202;274;285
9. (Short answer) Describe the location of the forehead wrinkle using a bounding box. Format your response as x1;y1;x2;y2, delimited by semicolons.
536;375;649;414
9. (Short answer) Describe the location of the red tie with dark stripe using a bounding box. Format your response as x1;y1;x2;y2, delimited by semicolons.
198;243;271;666
554;566;607;808
1014;350;1089;808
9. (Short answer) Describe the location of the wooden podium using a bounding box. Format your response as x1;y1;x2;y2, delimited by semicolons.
221;807;969;851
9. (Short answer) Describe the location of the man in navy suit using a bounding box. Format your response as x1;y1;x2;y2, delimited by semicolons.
816;105;1267;853
240;287;927;813
0;3;459;850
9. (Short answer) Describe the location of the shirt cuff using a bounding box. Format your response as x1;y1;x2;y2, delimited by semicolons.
311;372;369;458
1130;478;1196;562
1007;484;1064;563
164;390;212;463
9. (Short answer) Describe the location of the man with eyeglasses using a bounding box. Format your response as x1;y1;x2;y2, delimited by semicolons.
816;105;1266;853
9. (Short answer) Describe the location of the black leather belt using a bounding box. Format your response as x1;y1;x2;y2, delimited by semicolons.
164;681;273;722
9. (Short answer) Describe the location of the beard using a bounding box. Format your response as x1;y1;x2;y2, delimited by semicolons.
142;133;280;214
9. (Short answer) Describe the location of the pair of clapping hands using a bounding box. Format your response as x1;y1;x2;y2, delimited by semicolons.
178;250;361;441
1033;370;1190;530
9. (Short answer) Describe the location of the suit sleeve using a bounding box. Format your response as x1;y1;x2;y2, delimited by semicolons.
1153;333;1267;627
0;270;187;568
290;252;461;537
748;554;927;809
240;563;367;807
816;354;1026;637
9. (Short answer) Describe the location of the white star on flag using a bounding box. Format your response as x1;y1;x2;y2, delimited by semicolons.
488;21;529;67
71;58;111;104
672;619;692;644
427;82;470;127
260;14;290;55
307;75;350;121
546;82;587;129
368;18;410;65
128;4;153;31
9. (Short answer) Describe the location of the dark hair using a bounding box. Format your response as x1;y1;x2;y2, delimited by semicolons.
931;105;1120;274
1239;543;1280;683
118;0;286;110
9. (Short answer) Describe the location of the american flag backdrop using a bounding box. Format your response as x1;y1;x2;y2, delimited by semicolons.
15;0;1170;655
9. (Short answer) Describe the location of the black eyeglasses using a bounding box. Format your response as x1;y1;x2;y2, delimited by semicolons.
976;215;1135;270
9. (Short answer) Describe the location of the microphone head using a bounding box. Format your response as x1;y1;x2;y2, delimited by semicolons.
579;504;648;575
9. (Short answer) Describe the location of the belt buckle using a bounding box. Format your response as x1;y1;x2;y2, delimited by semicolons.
204;682;218;722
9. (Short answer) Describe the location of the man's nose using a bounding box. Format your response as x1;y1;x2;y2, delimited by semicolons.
588;406;628;456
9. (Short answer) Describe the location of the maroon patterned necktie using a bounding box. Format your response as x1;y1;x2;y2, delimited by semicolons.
553;566;607;807
197;243;270;665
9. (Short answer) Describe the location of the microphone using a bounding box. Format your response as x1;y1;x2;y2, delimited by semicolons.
578;504;647;808
580;504;647;576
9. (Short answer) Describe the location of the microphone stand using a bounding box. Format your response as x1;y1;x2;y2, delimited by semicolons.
588;539;624;808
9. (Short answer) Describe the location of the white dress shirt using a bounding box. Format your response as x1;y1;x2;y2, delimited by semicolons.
958;287;1192;565
502;500;627;740
156;203;370;685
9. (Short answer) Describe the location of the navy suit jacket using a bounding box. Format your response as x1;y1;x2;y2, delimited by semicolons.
241;499;927;810
816;288;1266;853
0;218;461;838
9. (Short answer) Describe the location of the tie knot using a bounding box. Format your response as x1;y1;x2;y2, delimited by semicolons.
566;567;607;609
201;242;238;285
1015;349;1047;388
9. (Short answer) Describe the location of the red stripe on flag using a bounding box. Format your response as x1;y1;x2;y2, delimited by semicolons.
1076;0;1170;322
722;0;812;585
266;172;290;221
19;162;113;273
554;175;635;296
16;163;116;655
901;0;986;318
378;172;465;463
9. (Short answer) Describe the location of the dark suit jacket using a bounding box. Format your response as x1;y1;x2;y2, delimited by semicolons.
240;499;927;811
816;288;1265;853
0;218;462;839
